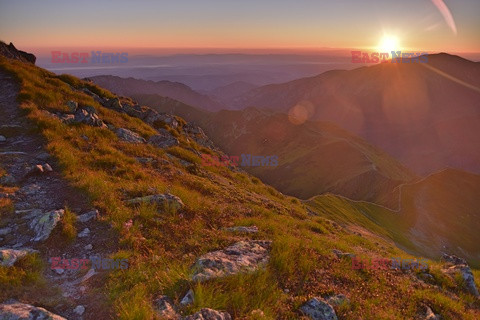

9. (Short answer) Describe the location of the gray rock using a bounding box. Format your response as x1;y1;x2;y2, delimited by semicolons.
105;98;123;110
67;100;78;112
225;226;258;233
191;240;272;282
0;248;38;267
43;163;53;172
184;308;232;320
442;253;479;297
0;227;12;236
148;129;179;148
0;135;6;142
125;193;184;212
29;209;65;241
73;305;85;315
84;244;93;250
180;289;194;306
153;295;180;319
300;297;338;320
35;152;50;161
78;228;90;238
77;209;99;223
115;128;146;144
332;249;355;259
0;301;66;319
54;268;64;275
73;106;107;128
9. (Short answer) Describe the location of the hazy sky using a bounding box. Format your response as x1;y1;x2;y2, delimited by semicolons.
1;0;479;53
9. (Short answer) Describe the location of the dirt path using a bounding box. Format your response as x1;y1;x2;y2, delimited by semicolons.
0;70;117;319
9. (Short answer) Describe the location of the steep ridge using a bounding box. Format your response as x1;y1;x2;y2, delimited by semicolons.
1;47;479;320
234;53;480;174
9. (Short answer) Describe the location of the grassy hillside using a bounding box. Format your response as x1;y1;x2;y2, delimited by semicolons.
1;56;479;319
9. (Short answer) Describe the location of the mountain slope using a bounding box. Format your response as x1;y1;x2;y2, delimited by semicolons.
235;53;480;174
87;75;226;111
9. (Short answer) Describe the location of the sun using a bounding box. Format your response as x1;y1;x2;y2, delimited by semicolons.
377;35;400;53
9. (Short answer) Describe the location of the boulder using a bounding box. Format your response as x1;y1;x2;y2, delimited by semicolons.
180;289;194;306
184;308;232;320
29;209;64;241
441;253;479;297
115;128;146;144
73;106;107;128
125;193;184;212
0;301;66;319
148;129;179;148
0;248;38;267
191;240;272;282
300;298;338;320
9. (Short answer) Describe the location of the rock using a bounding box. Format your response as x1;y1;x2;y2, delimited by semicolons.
225;226;259;233
425;306;439;320
191;240;272;282
184;308;232;320
115;128;146;144
25;164;44;177
148;129;179;148
73;106;107;128
54;268;64;275
35;152;50;161
125;193;184;212
81;268;96;282
77;209;99;223
84;244;93;250
29;209;65;241
0;135;6;142
0;227;12;236
325;294;349;306
0;174;16;186
153;295;180;319
105;98;123;110
300;297;338;320
0;301;66;319
332;249;355;259
250;309;265;318
43;163;53;172
180;289;194;306
80;88;105;104
67;100;78;112
442;253;479;297
0;248;38;267
0;41;36;63
73;305;85;315
78;228;90;238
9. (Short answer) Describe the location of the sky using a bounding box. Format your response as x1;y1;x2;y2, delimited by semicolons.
1;0;479;54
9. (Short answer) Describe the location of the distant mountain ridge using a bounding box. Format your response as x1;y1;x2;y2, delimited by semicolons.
233;53;480;175
87;75;226;112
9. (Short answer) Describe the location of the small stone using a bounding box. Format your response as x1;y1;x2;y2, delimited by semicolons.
153;295;180;319
43;163;53;172
77;209;99;223
29;209;65;241
300;297;338;320
425;306;439;320
54;268;64;275
73;305;85;315
0;135;6;142
78;228;90;238
84;244;93;250
184;308;231;320
0;227;12;236
180;289;194;305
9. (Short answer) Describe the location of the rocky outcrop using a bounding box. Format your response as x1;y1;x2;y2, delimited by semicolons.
183;308;232;320
300;297;338;320
125;193;184;212
148;129;179;148
29;209;64;241
191;240;271;282
0;42;36;64
154;296;180;319
441;253;479;297
0;248;38;267
0;301;66;319
73;106;107;128
115;128;146;143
